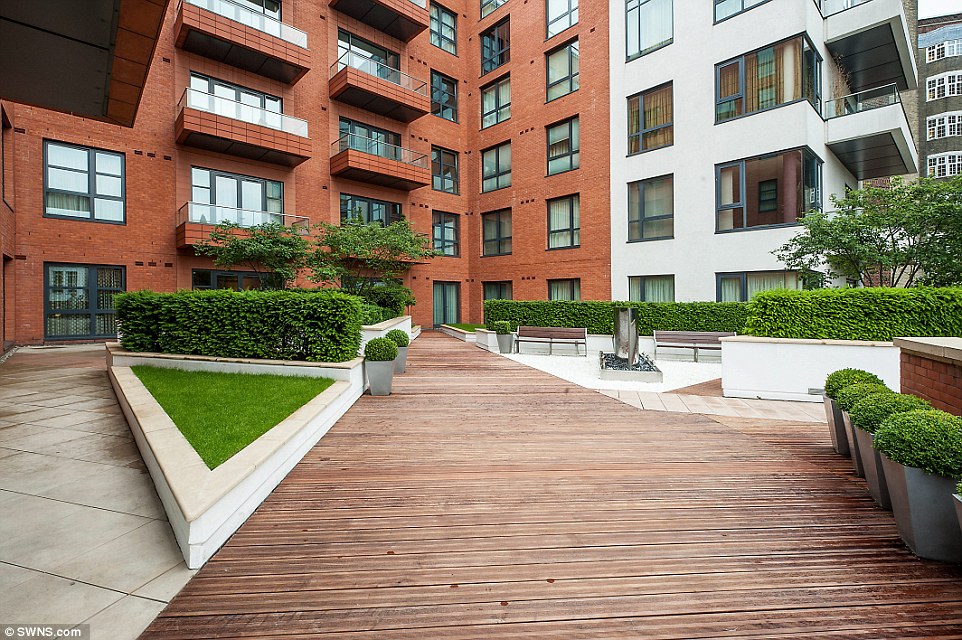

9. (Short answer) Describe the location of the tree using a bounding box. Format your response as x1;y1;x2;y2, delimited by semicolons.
774;175;962;288
194;222;309;289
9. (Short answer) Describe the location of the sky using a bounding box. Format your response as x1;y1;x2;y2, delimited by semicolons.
919;0;962;19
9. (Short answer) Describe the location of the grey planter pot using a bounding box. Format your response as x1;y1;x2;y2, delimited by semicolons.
880;454;962;563
853;425;891;509
823;396;850;456
497;333;514;354
366;360;394;396
956;494;962;540
842;411;865;478
394;346;408;374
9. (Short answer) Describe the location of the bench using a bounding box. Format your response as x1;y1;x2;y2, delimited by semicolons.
515;326;588;356
653;330;736;361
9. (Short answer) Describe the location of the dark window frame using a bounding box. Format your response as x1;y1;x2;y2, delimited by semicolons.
547;193;580;249
628;274;675;302
432;211;460;257
546;39;579;102
340;193;403;226
546;116;580;175
626;0;673;61
481;18;511;75
190;166;283;215
483;281;513;300
189;72;283;111
191;269;267;290
481;0;509;20
482;209;512;256
547;278;581;300
627;82;673;155
481;75;511;128
715;270;800;302
43;140;126;225
431;70;458;122
546;0;578;38
481;142;512;192
337;29;400;69
430;3;458;55
713;0;775;24
44;263;125;340
236;0;280;19
627;174;674;242
432;146;460;194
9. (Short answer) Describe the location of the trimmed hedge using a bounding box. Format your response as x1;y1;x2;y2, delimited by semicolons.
115;289;362;362
874;410;962;477
483;300;748;335
385;329;409;347
359;302;396;325
364;337;397;362
492;321;511;335
744;287;962;340
849;393;931;434
836;382;892;412
824;368;886;399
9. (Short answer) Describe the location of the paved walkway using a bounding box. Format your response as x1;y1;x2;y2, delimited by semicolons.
0;346;194;638
598;388;828;422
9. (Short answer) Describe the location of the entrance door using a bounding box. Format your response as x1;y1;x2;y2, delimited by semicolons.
433;281;460;328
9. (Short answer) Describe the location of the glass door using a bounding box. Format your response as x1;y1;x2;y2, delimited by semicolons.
433;282;460;328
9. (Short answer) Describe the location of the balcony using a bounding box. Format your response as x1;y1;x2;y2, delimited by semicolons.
330;133;430;190
176;88;311;166
824;84;917;180
329;0;428;42
822;0;917;92
329;52;430;123
176;202;310;248
175;0;310;84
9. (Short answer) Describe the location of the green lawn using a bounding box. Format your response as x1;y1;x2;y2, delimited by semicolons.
132;366;334;469
448;323;487;332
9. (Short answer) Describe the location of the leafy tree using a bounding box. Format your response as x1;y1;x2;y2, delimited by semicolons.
774;176;962;287
194;222;309;290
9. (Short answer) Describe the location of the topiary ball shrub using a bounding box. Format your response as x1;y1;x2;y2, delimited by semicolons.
849;392;932;434
385;329;409;347
824;368;886;399
491;321;511;335
874;410;962;477
364;337;398;362
957;478;962;495
836;382;892;412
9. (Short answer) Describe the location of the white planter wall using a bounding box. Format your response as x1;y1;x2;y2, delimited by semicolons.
360;316;412;355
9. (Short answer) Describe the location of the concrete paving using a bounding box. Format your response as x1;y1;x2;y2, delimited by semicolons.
597;388;829;422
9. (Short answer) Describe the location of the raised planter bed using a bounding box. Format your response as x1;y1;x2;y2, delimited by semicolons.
360;316;413;355
599;352;663;382
440;324;477;343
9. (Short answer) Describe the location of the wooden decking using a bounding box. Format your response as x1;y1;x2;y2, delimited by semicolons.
141;332;962;639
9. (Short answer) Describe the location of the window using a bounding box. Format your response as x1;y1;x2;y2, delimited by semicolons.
432;211;460;257
628;83;673;154
716;36;821;122
482;209;512;256
927;112;962;140
431;71;458;122
44;141;125;223
714;0;769;22
548;194;580;249
481;0;508;19
191;167;283;225
340;194;402;225
716;148;821;231
430;3;457;55
432;146;459;194
483;281;512;300
626;0;672;59
481;19;510;74
717;271;800;302
927;38;962;63
338;30;399;70
45;264;124;339
433;282;460;327
546;40;579;101
190;73;282;112
482;142;511;192
547;0;577;38
338;118;402;158
926;73;962;101
628;175;673;241
548;278;580;300
192;269;266;291
628;275;674;302
481;76;511;128
547;117;580;175
235;0;280;19
927;152;962;178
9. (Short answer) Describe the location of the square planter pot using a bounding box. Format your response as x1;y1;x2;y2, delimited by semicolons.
853;426;891;509
956;494;962;539
394;346;408;374
880;454;962;563
366;360;395;396
823;396;850;457
841;411;865;478
497;333;514;354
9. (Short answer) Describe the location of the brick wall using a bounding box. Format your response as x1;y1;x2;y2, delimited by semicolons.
900;352;962;416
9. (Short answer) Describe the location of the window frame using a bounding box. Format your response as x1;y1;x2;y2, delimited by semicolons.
480;0;509;18
627;82;673;155
546;0;578;39
713;0;774;24
432;146;460;194
481;209;512;256
190;72;283;111
430;3;458;55
627;174;674;242
191;269;267;290
547;278;581;301
483;281;513;300
191;166;283;215
44;263;125;340
481;142;512;192
43;140;126;225
547;194;580;250
481;75;511;128
715;270;800;302
340;193;403;226
481;18;511;75
628;274;675;302
546;39;579;102
432;211;460;257
625;0;673;61
431;70;458;122
546;116;580;175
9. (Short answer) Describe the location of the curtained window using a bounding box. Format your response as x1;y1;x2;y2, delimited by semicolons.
45;142;125;223
548;279;581;301
547;41;579;101
548;195;580;249
482;76;511;128
484;281;513;300
717;271;800;302
628;83;673;154
547;117;579;174
430;3;457;54
628;175;673;241
628;275;674;302
626;0;672;59
547;0;577;37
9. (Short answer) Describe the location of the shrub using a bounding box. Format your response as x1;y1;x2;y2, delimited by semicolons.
874;410;962;477
115;289;362;362
824;368;886;399
744;287;962;341
385;329;409;347
359;302;394;325
364;337;398;362
849;392;932;434
360;283;415;317
957;478;962;495
491;321;511;335
835;382;892;412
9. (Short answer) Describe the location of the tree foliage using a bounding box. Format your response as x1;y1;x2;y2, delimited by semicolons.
194;222;309;290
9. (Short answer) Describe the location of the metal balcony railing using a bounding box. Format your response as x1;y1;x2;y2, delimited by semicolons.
183;0;308;48
330;51;428;95
820;0;873;17
180;88;309;137
331;133;429;168
823;83;900;120
178;202;310;231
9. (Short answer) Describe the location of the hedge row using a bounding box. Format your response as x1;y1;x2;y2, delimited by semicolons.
482;300;749;335
744;287;962;341
115;289;362;362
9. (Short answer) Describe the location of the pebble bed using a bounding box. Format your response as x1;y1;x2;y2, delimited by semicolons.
600;352;659;372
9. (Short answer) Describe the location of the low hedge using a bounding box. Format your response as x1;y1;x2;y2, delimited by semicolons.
744;287;962;340
359;302;396;325
849;393;932;434
874;410;962;477
836;382;892;412
824;368;885;400
115;289;362;362
483;300;748;335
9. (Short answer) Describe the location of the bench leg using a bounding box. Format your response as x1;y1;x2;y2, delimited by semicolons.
694;347;699;363
549;340;552;356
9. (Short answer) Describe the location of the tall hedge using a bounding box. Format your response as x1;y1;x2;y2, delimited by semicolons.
483;300;748;335
744;287;962;341
115;289;362;362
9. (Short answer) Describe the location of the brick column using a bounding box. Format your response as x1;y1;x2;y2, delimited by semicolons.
894;338;962;416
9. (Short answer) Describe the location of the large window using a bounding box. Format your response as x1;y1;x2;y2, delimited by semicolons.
431;71;458;122
548;195;580;249
430;3;457;55
714;0;770;22
927;39;962;63
548;278;580;301
432;146;459;194
481;0;508;19
45;264;124;339
628;275;674;302
192;269;266;291
717;270;800;302
482;142;511;192
628;175;673;241
191;167;282;226
628;83;672;154
481;76;511;128
482;209;512;256
716;36;821;122
926;72;962;101
236;0;280;19
547;117;580;175
547;0;577;38
927;111;962;140
547;40;579;101
716;148;821;232
481;19;510;75
340;194;402;225
483;281;512;300
433;282;460;327
338;118;402;157
626;0;672;59
338;30;399;70
190;73;282;112
927;152;962;178
44;142;125;223
432;211;460;257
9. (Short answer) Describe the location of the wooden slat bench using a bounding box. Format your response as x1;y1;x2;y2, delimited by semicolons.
653;330;736;361
515;326;588;356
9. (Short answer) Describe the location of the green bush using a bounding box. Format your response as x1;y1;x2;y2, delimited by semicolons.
364;337;398;362
360;283;415;317
491;321;511;335
824;368;886;399
849;392;931;434
957;478;962;495
836;382;892;412
744;287;962;340
115;289;362;362
874;410;962;477
385;329;409;347
359;302;395;325
483;300;748;334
